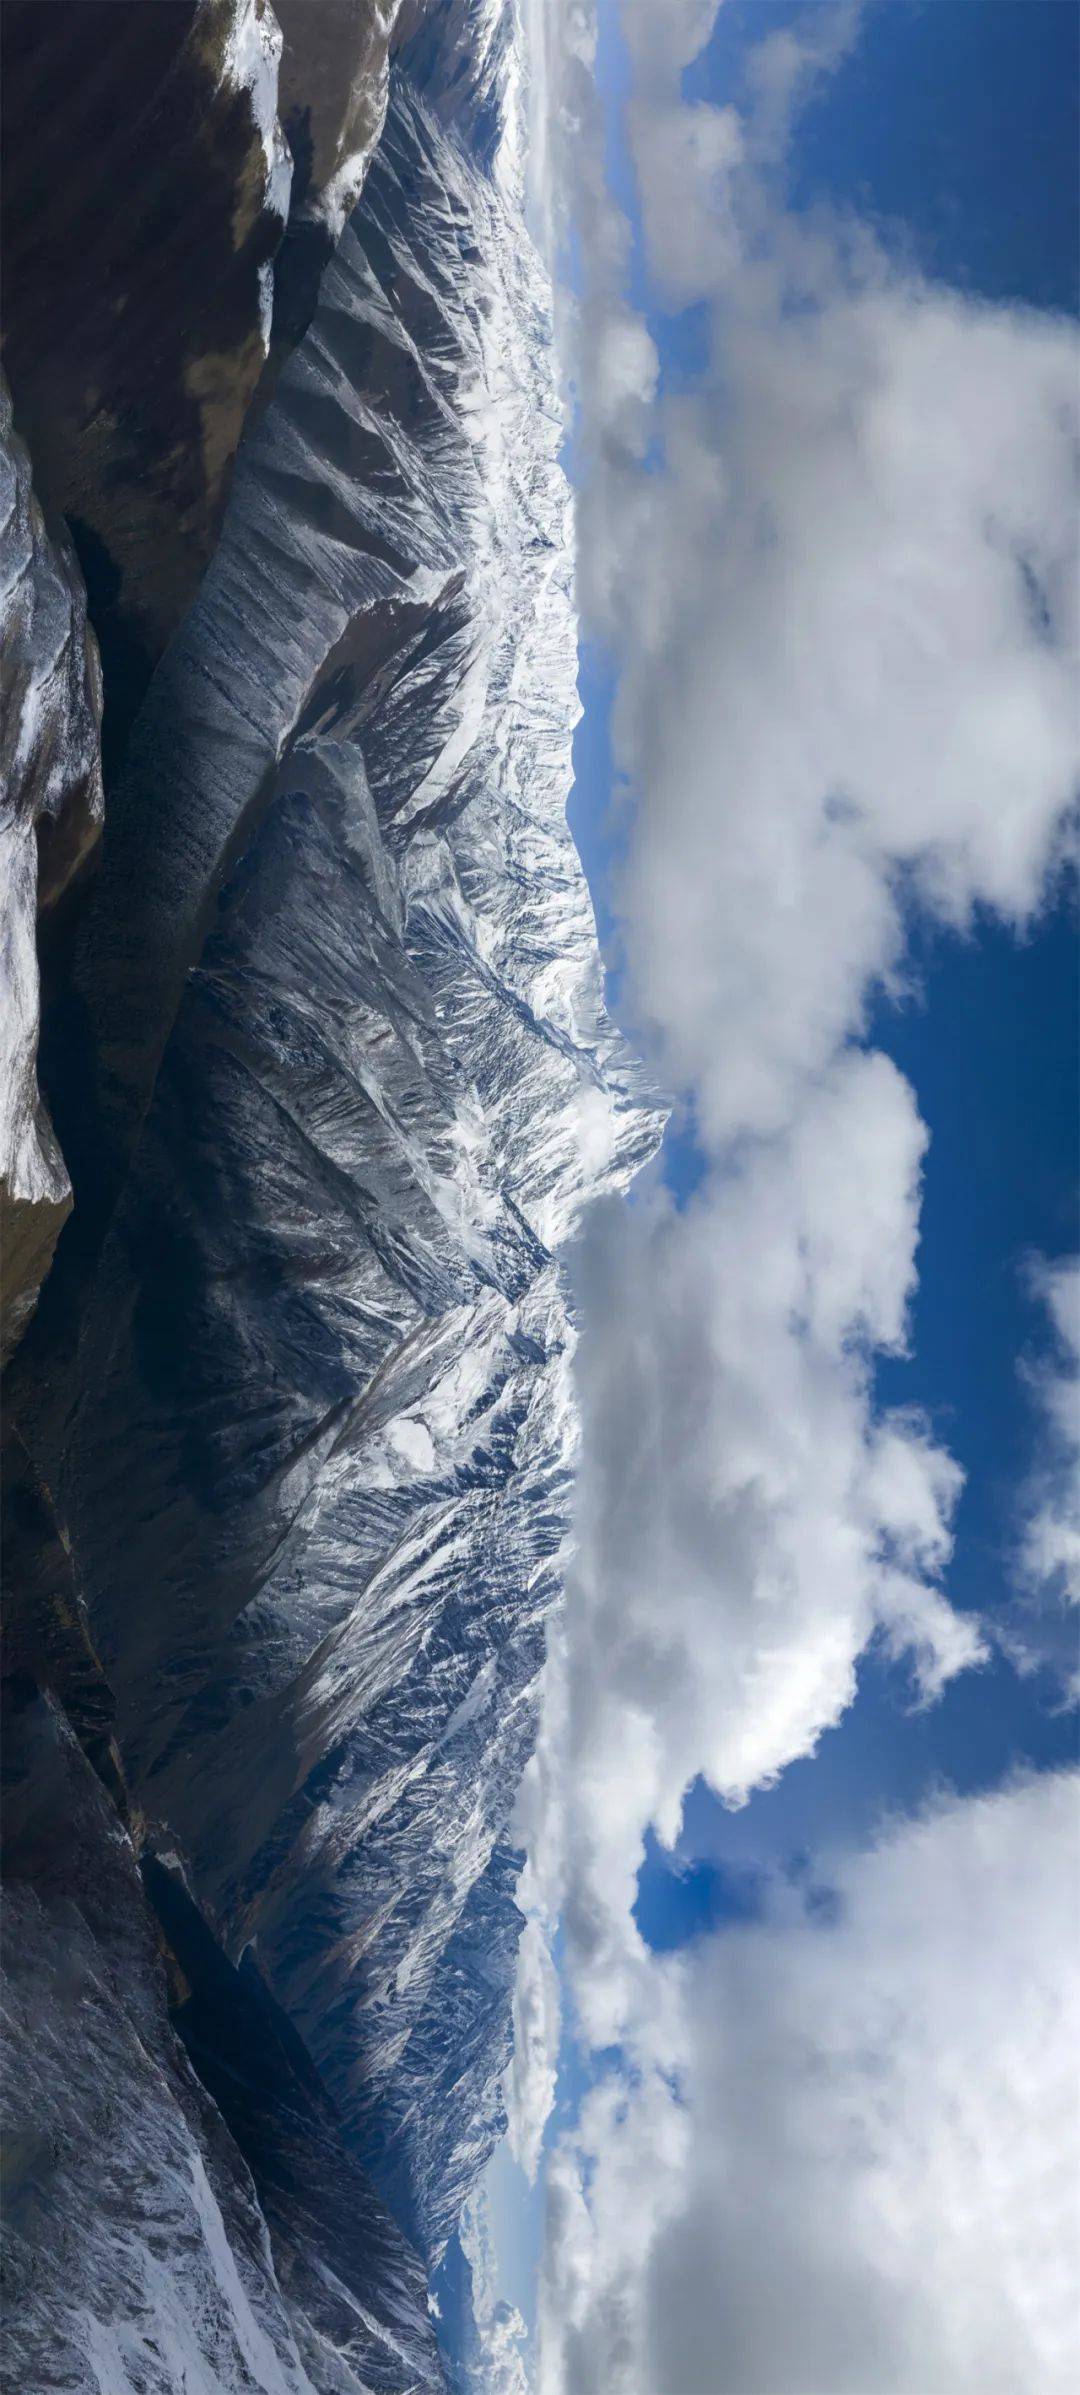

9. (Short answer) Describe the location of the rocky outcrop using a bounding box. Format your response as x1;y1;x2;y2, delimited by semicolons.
277;2;405;237
0;0;292;776
265;3;413;396
1;1382;446;2395
356;1839;529;2264
1;1;420;1374
0;4;434;783
0;378;102;1362
0;1424;127;1820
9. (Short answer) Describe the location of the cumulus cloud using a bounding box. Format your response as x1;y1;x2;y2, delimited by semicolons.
539;1770;1080;2395
1019;1256;1080;1601
616;282;1077;1141
508;0;1080;2365
554;1051;987;2034
518;0;1078;2045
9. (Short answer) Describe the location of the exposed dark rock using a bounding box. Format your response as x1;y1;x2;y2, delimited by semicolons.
276;1;404;235
354;1839;528;2266
392;0;519;174
0;1425;127;1821
0;375;102;1363
0;0;291;778
252;3;412;423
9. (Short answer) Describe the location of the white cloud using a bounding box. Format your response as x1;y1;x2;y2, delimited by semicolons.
1005;1256;1080;1696
627;97;745;304
553;1048;986;2050
520;3;668;632
506;1913;562;2182
1020;1256;1080;1602
519;0;1078;2054
458;2184;532;2395
539;1770;1080;2395
740;0;863;175
615;284;1077;1154
511;0;1080;2358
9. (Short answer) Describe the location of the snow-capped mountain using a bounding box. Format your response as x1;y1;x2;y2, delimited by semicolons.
2;5;660;2386
48;57;657;2269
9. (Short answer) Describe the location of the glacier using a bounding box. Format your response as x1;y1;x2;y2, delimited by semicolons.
1;5;660;2387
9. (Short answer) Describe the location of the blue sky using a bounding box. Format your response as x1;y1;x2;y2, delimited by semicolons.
636;888;1079;1941
570;0;1078;1944
474;2;1078;2376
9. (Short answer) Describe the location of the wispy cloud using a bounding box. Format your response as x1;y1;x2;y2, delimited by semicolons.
1003;1254;1080;1698
458;2182;532;2395
507;1912;562;2181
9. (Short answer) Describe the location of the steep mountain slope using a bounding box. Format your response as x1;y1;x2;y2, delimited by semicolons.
37;70;657;2272
0;381;102;1358
144;1854;447;2394
0;0;291;777
1;1681;317;2395
2;9;659;2384
1;0;408;783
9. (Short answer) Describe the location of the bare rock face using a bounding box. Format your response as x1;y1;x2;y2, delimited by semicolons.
0;1425;127;1821
0;377;102;1363
0;0;292;775
0;2;420;785
276;0;405;236
264;1;408;383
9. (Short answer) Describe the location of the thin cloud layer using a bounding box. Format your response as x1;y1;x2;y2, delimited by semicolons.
539;1770;1080;2395
1004;1255;1080;1697
1019;1256;1080;1601
506;1913;562;2181
458;2186;532;2395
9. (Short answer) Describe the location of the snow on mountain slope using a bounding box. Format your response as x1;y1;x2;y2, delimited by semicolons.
1;5;662;2384
13;54;660;2313
0;377;102;1361
1;1683;318;2395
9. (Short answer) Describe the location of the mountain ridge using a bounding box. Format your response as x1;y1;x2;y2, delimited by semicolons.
1;10;660;2387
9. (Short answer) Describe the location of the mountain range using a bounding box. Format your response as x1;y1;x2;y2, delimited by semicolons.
1;5;659;2389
